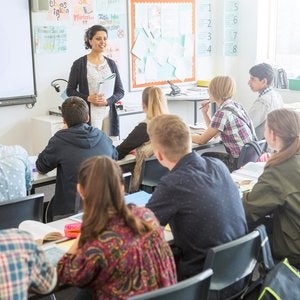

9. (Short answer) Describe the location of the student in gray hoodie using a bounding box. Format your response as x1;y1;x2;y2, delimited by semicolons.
36;96;118;220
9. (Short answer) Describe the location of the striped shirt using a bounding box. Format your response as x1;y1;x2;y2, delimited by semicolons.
0;229;57;299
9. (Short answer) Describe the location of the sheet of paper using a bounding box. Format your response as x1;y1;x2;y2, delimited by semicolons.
43;245;66;266
68;212;83;222
98;73;116;99
125;191;151;206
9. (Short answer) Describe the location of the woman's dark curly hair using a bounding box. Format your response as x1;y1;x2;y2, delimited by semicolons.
84;25;108;49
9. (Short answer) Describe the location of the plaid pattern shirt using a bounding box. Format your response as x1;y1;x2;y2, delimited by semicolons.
0;229;57;299
211;99;256;158
259;86;272;97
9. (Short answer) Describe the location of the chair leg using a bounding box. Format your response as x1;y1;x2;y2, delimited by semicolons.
49;293;56;300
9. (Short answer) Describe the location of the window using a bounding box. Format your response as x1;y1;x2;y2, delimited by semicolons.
271;0;300;78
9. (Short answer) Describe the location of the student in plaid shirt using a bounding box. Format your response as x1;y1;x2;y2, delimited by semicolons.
0;229;57;299
192;75;256;171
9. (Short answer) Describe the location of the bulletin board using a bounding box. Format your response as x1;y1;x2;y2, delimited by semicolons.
129;0;195;90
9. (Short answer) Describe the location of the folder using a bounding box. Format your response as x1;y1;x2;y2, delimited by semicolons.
98;73;116;99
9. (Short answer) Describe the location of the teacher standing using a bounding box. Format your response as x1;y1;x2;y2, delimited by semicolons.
66;25;124;137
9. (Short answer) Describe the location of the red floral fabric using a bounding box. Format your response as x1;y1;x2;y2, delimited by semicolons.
57;206;176;299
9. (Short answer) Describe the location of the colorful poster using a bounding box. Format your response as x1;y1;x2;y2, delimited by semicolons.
97;13;126;40
72;0;95;25
48;0;71;21
129;1;195;89
34;26;67;54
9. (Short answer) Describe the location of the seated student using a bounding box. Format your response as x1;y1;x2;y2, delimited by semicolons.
57;156;176;299
0;228;57;299
192;75;257;171
116;86;168;159
248;63;283;140
243;108;300;268
0;144;32;201
36;96;118;221
117;86;168;191
146;114;247;283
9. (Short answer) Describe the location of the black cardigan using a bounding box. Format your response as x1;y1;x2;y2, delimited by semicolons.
116;122;149;159
66;55;124;136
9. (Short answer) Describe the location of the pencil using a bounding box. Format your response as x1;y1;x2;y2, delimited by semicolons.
199;102;210;110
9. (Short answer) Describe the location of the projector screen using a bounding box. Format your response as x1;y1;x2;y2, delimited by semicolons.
0;0;36;107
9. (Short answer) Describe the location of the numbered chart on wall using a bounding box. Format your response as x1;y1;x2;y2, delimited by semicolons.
197;0;213;57
224;0;239;56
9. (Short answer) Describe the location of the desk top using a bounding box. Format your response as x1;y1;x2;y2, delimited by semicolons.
231;162;266;194
32;154;137;186
33;170;56;185
166;89;209;101
48;210;173;242
49;107;145;117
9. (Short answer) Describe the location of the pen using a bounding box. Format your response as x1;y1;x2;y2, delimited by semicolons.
199;102;210;110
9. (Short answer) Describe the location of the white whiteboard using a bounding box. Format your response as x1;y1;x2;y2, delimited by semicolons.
0;0;36;106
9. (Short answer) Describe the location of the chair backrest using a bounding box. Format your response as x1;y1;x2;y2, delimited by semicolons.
123;172;132;194
237;140;267;169
129;268;213;300
139;156;169;193
0;193;44;229
203;225;267;298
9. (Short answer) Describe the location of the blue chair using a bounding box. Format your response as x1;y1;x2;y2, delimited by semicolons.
128;268;213;300
139;156;169;193
203;225;271;300
0;193;44;229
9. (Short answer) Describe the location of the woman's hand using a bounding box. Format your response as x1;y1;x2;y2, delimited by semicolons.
88;94;108;106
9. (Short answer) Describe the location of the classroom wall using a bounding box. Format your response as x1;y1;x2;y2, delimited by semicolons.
0;0;297;153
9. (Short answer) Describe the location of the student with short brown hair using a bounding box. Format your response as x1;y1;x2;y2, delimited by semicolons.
146;114;247;283
57;156;176;299
243;108;300;267
248;63;283;139
36;96;117;220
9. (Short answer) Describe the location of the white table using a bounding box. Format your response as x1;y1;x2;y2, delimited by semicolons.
31;154;137;192
31;139;221;191
49;210;173;242
166;90;209;125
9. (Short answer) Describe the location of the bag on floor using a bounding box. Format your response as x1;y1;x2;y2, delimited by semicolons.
258;258;300;300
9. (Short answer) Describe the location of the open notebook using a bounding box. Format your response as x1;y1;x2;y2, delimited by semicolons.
19;220;65;246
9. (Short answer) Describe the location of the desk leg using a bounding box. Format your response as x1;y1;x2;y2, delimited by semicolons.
194;101;198;125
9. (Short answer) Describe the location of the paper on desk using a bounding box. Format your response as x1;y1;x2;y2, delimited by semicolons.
98;73;116;98
231;162;265;183
43;245;66;266
43;239;75;266
189;121;206;135
68;212;83;222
